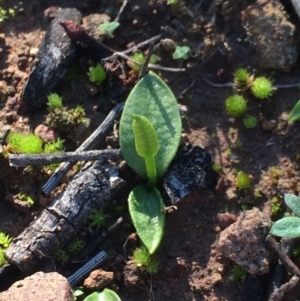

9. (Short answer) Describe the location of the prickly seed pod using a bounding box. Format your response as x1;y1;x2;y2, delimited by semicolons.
251;77;274;99
225;95;247;117
236;171;251;189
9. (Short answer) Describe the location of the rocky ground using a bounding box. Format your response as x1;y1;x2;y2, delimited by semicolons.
1;0;300;300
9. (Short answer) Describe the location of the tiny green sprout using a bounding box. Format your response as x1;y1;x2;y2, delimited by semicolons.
133;114;159;185
225;95;247;117
17;193;35;207
236;171;251;189
7;132;43;154
167;0;179;4
132;246;159;274
229;265;247;281
54;249;70;265
89;210;109;231
128;52;158;71
0;232;12;249
251;76;274;99
243;115;257;129
44;138;65;153
212;163;222;173
67;238;84;255
172;45;190;60
98;20;120;37
234;68;249;82
47;93;63;109
0;8;7;23
0;249;6;267
270;196;282;215
87;64;106;85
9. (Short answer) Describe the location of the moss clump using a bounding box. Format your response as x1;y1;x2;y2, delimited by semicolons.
251;77;274;99
47;93;63;109
236;171;251;189
131;246;159;274
87;64;106;85
127;52;158;71
225;95;247;117
234;68;249;82
243;115;257;129
7;132;43;154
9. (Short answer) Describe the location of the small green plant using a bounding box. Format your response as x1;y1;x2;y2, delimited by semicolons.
225;95;247;117
229;265;247;281
67;238;84;255
167;0;179;4
132;246;159;274
47;93;63;109
44;138;65;153
243;115;257;128
54;249;70;265
236;171;251;189
271;194;300;238
7;132;43;154
119;71;182;254
89;210;109;231
172;45;190;60
251;76;274;99
212;163;222;173
83;289;121;301
45;93;87;130
98;20;120;37
234;68;249;82
270;196;282;215
87;64;106;85
16;193;35;207
127;52;158;71
0;249;6;266
0;232;12;249
288;99;300;124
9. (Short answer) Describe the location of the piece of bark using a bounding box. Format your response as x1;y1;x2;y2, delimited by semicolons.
22;8;82;110
5;161;111;275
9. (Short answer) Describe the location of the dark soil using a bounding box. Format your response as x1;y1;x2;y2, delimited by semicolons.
1;0;300;300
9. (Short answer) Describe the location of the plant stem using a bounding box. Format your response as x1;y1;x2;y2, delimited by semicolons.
145;156;157;186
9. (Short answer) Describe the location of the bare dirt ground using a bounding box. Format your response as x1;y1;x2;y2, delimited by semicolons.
1;0;300;300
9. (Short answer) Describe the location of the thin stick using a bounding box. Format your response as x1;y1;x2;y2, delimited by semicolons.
115;0;129;23
102;33;166;61
42;102;124;195
266;235;300;277
269;275;299;301
113;52;186;72
9;149;121;167
139;42;155;80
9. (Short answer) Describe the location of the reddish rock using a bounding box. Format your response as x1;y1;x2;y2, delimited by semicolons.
217;212;237;229
218;207;272;275
34;124;59;143
0;272;73;301
123;261;145;291
83;269;114;290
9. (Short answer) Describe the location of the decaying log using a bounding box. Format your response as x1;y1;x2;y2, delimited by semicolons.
22;8;82;110
5;161;112;275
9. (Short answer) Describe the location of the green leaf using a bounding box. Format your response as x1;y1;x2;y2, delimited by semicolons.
133;114;159;158
288;99;300;124
83;292;100;301
128;185;165;254
270;216;300;238
172;46;190;60
284;194;300;217
99;289;121;301
119;71;182;180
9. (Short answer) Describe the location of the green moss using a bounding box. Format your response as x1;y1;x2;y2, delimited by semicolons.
234;68;249;82
87;64;106;85
128;52;158;71
243;115;257;129
236;171;251;189
251;77;274;99
132;246;159;274
7;132;43;154
44;138;65;153
47;93;63;109
225;95;247;117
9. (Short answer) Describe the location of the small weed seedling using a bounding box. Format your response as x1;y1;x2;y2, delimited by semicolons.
0;231;12;267
288;99;300;124
119;71;182;255
243;115;257;129
16;193;35;207
89;210;109;231
132;246;159;274
87;64;106;85
127;52;158;71
172;45;190;60
229;265;247;281
98;20;120;37
271;194;300;238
